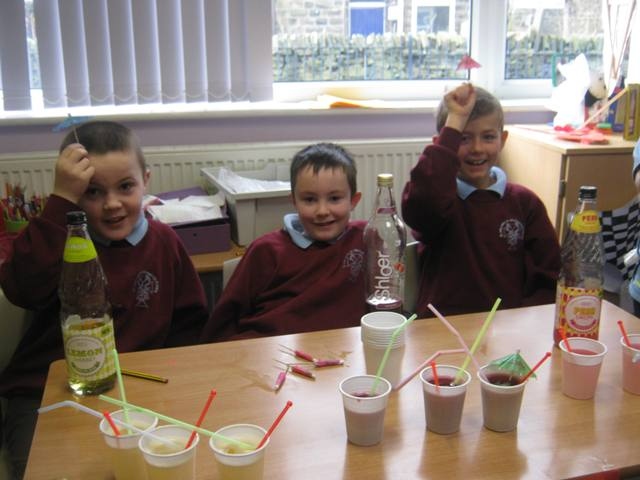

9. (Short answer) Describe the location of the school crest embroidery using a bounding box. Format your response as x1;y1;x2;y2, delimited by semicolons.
499;219;524;251
343;248;365;281
134;271;159;308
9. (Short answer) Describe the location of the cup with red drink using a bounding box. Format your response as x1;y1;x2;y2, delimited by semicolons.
477;364;527;432
420;364;471;435
558;337;607;400
620;333;640;395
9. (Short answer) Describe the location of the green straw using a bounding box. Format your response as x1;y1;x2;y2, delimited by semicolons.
370;313;417;393
112;349;132;434
453;297;502;384
99;395;254;450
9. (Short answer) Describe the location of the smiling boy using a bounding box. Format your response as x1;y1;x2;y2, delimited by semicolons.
200;142;367;341
401;83;561;317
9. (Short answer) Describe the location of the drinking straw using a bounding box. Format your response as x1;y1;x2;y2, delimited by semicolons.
103;411;120;436
559;327;573;352
430;361;440;393
99;394;253;449
121;368;169;384
394;348;466;391
257;400;293;449
454;297;502;384
370;313;417;393
185;389;216;449
38;401;173;446
112;349;132;434
520;351;552;383
617;320;631;347
428;304;482;372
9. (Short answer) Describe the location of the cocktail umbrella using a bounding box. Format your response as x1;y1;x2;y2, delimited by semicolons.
52;114;92;143
489;350;534;382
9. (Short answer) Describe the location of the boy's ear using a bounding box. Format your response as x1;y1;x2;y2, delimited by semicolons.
350;191;362;210
499;130;509;150
143;169;151;189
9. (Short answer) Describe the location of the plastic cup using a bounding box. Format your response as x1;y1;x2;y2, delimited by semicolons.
478;364;527;432
99;409;158;480
559;337;607;400
138;425;199;480
420;364;471;435
620;333;640;395
361;311;406;386
339;374;392;446
209;424;269;480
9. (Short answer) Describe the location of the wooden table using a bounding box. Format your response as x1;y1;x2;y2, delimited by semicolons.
189;241;245;274
25;302;640;479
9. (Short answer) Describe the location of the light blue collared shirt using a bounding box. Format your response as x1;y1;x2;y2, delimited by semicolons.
456;166;507;200
91;212;148;247
283;213;347;249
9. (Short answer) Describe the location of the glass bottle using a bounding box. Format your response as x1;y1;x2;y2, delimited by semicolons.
553;186;604;345
59;211;116;395
364;173;407;313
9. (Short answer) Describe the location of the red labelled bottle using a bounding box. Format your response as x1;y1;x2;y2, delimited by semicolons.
364;173;407;312
59;211;116;395
553;186;604;345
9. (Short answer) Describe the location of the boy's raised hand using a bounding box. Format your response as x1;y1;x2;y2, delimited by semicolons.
53;144;95;205
444;83;476;132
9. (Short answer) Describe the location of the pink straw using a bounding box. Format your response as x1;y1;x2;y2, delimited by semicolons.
428;304;482;372
520;351;551;383
257;400;293;449
394;348;466;391
103;411;120;436
617;320;631;347
186;389;216;449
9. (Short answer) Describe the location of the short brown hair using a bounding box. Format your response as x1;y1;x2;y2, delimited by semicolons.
435;86;504;132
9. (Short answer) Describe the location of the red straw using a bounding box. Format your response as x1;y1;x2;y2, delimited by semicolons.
257;400;293;449
520;351;552;383
559;327;573;352
617;320;631;347
430;361;440;392
186;389;216;449
103;411;120;436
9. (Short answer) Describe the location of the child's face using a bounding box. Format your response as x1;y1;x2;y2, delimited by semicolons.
292;166;361;243
456;111;508;189
78;149;150;242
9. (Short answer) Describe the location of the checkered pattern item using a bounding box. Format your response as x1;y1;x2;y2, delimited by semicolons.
600;197;640;281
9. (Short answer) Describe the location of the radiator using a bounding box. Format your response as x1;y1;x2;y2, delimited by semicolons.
0;138;425;222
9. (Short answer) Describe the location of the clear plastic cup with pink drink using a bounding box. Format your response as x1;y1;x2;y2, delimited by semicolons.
559;337;607;400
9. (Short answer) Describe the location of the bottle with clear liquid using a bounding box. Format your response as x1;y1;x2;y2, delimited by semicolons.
59;211;116;395
364;173;407;312
553;186;604;346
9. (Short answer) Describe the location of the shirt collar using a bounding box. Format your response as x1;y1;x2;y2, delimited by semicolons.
284;213;314;249
456;166;507;200
91;212;148;247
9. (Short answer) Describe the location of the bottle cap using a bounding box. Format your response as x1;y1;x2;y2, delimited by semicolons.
578;186;597;200
377;173;393;186
66;211;87;225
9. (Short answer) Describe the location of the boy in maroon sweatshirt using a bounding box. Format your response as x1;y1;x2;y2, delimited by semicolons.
0;121;208;479
401;83;561;317
201;142;367;342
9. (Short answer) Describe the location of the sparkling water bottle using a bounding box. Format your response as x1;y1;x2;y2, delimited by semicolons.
364;173;407;312
553;186;604;345
59;211;116;395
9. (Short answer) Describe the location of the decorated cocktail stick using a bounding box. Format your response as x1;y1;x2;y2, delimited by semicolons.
273;370;287;391
394;348;466;391
428;303;482;372
186;389;216;449
454;298;501;384
313;358;344;367
257;400;293;449
279;345;315;362
99;395;254;449
290;365;315;379
520;351;552;383
280;345;344;367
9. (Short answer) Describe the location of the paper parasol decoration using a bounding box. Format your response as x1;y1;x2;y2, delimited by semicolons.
488;350;534;381
52;114;92;133
456;54;482;71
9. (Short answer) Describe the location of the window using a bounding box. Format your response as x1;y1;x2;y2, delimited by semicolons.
1;0;634;115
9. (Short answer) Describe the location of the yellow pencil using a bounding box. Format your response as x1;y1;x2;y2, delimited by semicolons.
120;369;168;384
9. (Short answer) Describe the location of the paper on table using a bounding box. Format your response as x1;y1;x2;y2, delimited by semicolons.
216;167;290;194
147;194;225;224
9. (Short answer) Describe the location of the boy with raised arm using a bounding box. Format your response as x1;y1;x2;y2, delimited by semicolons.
401;83;561;317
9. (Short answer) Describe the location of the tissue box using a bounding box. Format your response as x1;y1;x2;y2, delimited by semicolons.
201;164;293;246
156;186;231;254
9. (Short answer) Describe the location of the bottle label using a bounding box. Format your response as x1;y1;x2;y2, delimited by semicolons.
570;210;601;234
62;315;116;380
63;237;98;263
367;251;404;310
555;285;602;337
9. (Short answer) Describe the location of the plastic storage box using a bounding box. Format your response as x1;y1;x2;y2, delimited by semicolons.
201;164;293;246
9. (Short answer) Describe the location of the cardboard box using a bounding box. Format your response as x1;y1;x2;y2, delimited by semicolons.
201;164;294;246
156;187;231;254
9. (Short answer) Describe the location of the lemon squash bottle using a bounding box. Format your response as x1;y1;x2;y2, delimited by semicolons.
59;211;116;395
